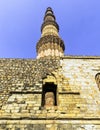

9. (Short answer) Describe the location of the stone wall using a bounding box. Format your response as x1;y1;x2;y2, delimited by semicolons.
0;56;100;130
59;56;100;118
0;58;60;109
0;120;100;130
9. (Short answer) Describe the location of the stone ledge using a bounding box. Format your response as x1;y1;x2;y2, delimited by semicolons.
62;55;100;59
0;117;100;120
59;92;80;95
10;91;42;94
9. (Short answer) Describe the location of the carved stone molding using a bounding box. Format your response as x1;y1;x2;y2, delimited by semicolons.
41;21;59;32
36;35;65;52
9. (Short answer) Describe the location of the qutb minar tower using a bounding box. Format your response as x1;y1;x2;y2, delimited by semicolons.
36;7;65;58
0;7;100;130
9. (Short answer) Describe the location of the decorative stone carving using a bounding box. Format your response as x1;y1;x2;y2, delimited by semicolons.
36;35;65;52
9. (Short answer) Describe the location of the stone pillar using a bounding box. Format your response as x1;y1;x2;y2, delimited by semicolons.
45;92;55;106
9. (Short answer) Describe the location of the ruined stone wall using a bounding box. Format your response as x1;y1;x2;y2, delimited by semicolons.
0;56;100;130
0;58;60;109
59;56;100;118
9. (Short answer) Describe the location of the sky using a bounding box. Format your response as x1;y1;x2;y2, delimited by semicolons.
0;0;100;58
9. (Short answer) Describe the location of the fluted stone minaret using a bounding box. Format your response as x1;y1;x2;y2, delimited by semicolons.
36;7;65;59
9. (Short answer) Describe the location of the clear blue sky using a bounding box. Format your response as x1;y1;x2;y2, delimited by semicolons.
0;0;100;58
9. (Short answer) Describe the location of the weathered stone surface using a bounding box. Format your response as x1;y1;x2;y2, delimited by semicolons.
0;58;60;109
0;56;100;129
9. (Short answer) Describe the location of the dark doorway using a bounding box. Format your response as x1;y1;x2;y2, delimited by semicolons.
41;82;57;107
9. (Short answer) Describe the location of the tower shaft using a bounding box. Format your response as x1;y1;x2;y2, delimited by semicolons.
36;7;65;59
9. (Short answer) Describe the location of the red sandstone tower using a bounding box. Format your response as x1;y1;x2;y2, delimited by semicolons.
36;7;65;59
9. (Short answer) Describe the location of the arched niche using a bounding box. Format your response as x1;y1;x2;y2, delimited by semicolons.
42;82;57;107
95;73;100;90
41;75;57;108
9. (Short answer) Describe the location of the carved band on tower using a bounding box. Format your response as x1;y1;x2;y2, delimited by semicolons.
36;7;65;59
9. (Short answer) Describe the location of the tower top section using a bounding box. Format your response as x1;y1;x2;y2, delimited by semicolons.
41;7;59;32
36;7;65;59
